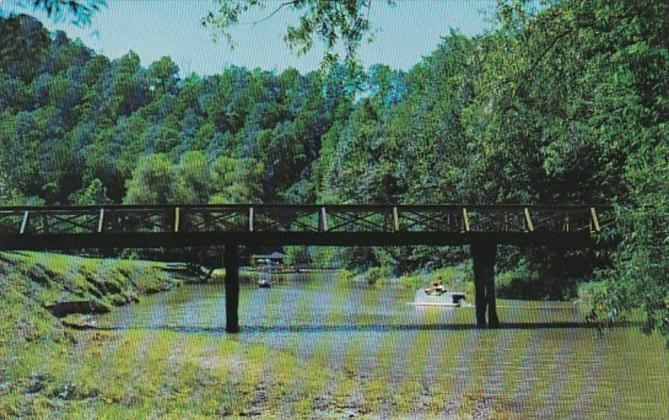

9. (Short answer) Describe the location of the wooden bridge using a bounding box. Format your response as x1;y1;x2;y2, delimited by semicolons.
0;204;614;332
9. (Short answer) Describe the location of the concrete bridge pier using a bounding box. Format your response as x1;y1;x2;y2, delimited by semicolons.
224;244;240;333
471;241;500;328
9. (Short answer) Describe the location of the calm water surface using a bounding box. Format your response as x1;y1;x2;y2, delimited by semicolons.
96;271;669;417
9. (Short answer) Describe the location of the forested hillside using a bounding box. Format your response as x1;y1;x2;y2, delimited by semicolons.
0;14;359;205
1;0;668;341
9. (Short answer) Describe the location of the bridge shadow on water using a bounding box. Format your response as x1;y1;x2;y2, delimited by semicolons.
86;321;640;334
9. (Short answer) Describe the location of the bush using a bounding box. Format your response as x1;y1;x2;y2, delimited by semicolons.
364;266;392;286
336;268;355;283
496;260;582;301
577;281;627;328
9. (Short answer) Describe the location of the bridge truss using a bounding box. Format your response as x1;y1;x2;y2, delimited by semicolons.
0;204;614;250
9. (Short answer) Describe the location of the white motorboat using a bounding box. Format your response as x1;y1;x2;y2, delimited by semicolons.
412;289;466;307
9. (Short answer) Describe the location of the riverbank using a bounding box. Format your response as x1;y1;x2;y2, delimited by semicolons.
2;253;667;417
0;253;358;417
0;251;186;340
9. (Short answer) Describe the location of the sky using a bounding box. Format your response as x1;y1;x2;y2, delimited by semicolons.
4;0;497;75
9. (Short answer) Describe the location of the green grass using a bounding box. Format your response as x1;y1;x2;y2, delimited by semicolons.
0;251;180;417
0;252;352;418
0;251;182;326
1;329;347;418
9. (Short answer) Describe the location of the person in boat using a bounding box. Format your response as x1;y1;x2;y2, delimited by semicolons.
425;278;447;296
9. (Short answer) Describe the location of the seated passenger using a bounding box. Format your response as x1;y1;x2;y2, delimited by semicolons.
426;279;447;295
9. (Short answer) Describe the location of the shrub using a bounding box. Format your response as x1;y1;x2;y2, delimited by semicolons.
364;266;392;286
577;280;627;328
336;268;355;283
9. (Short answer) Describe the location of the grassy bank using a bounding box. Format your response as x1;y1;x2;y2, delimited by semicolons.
0;253;358;417
0;252;184;343
1;329;357;418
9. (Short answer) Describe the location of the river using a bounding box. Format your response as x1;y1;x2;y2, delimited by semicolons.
95;271;669;417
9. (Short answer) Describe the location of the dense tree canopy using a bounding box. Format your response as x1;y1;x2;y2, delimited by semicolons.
0;15;354;207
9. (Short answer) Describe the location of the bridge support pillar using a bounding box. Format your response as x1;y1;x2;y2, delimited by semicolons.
471;241;499;328
224;244;240;333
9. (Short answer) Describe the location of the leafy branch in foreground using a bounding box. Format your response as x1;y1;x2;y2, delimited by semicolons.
202;0;394;68
3;0;106;26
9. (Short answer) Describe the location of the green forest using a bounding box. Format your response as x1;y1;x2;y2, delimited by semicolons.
1;0;668;344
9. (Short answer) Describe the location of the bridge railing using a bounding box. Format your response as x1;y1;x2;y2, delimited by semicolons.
0;204;614;236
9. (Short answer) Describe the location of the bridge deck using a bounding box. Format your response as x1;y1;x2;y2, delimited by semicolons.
0;204;613;250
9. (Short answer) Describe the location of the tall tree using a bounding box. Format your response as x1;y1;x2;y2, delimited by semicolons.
123;154;175;204
209;156;264;204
